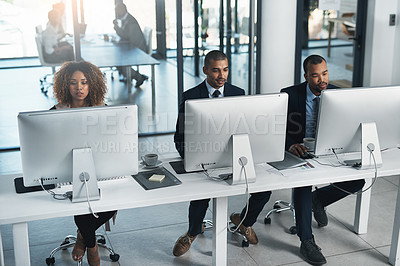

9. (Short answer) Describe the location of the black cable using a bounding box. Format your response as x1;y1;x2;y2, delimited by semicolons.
200;159;251;234
331;148;348;166
201;164;231;181
330;146;378;195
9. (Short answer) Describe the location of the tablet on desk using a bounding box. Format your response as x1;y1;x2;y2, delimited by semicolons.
268;151;307;170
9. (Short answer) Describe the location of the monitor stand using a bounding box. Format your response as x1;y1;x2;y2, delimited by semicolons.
344;122;383;169
71;148;101;203
228;134;256;185
360;122;382;169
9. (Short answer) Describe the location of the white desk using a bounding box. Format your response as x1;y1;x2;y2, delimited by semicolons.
1;149;400;266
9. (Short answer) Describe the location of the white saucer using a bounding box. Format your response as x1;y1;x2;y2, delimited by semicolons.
141;160;162;169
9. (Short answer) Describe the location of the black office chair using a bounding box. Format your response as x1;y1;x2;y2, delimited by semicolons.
45;221;120;265
264;189;297;234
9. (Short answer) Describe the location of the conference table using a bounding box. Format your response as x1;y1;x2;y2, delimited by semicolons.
1;148;400;266
80;40;160;113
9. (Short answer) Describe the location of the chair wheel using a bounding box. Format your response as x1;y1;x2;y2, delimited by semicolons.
273;203;281;209
110;253;120;261
60;239;70;245
97;236;106;245
242;240;249;247
264;217;271;224
289;226;297;234
45;257;55;265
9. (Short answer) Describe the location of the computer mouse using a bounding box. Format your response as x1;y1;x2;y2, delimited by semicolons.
300;152;314;159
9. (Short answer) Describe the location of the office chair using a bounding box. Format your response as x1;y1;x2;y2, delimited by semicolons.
110;27;153;82
340;12;356;38
143;27;153;56
132;27;153;75
45;221;120;265
264;189;297;234
339;13;356;57
35;25;58;96
120;27;153;84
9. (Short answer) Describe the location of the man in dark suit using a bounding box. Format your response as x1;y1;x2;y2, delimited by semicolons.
113;3;148;87
281;54;365;265
173;50;271;257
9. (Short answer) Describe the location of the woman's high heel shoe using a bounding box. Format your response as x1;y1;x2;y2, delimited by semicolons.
87;242;100;266
72;230;86;261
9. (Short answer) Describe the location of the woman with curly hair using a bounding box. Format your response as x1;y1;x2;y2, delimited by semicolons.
51;61;115;266
52;60;107;109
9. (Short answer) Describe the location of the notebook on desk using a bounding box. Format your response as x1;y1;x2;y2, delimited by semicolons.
268;151;307;170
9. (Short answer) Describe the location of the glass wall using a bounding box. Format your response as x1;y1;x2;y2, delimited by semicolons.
164;0;252;93
230;0;251;92
0;0;54;58
301;0;357;88
0;0;156;59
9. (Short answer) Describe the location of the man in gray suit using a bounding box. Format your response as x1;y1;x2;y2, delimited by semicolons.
113;3;148;87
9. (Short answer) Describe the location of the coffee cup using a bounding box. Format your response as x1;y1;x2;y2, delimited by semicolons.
142;153;158;166
303;137;315;152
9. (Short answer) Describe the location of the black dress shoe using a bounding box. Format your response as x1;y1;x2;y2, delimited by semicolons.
300;237;327;265
312;192;328;227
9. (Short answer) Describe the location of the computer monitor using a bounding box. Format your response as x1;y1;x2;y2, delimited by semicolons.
18;105;138;201
315;86;400;168
184;93;288;184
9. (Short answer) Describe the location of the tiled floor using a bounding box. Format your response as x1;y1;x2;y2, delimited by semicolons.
1;45;396;265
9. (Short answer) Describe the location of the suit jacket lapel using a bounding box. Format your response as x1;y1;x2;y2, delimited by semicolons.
223;83;235;96
198;81;210;98
299;82;307;118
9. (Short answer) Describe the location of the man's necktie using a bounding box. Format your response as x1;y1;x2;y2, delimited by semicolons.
311;96;320;138
313;96;320;120
212;90;221;98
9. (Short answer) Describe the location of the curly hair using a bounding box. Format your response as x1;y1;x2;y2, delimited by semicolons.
53;61;107;106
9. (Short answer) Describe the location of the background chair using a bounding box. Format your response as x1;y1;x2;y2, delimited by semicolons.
143;27;153;56
264;189;297;234
128;27;153;80
339;12;356;39
112;27;152;82
45;217;119;265
35;25;58;95
45;231;120;265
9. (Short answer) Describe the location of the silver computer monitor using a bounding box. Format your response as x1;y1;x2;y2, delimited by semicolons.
315;86;400;157
18;105;138;188
184;93;288;173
